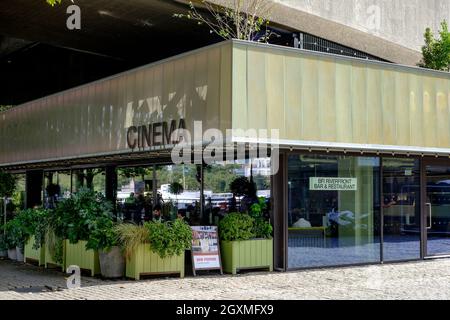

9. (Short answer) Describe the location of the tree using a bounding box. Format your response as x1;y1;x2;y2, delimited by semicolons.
174;0;276;42
46;0;62;6
0;171;16;198
0;106;13;113
420;20;450;71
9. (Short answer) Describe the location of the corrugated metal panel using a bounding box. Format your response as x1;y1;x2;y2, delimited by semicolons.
0;42;232;166
231;41;450;155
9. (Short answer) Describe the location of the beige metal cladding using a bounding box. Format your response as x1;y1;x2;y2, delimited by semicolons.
0;42;232;166
232;41;450;155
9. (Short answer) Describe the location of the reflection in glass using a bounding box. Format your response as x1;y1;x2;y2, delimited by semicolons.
43;171;71;209
71;168;105;194
287;154;380;268
426;164;450;256
382;158;421;261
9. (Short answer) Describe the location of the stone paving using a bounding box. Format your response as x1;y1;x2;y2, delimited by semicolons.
2;257;450;300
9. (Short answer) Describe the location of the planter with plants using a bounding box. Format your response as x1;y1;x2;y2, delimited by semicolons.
116;219;192;280
60;188;114;277
5;216;27;262
21;208;48;266
219;198;273;274
86;215;124;279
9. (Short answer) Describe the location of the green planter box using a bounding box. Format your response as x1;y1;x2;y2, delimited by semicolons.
221;239;273;275
126;243;185;280
45;240;66;271
65;240;100;277
24;236;45;266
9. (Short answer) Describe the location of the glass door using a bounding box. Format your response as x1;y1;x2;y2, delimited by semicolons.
425;162;450;257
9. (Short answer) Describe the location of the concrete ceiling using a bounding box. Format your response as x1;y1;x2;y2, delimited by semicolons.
0;0;219;61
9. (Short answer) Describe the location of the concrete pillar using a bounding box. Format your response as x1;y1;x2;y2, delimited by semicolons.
26;170;43;209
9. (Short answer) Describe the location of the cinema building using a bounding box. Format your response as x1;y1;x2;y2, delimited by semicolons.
3;38;450;271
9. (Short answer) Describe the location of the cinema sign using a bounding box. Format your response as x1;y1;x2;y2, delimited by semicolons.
126;118;186;150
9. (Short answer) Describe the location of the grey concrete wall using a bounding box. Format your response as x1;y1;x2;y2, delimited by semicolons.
277;0;450;53
209;0;448;65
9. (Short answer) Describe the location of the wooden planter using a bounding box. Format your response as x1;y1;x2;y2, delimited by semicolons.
45;240;66;271
221;238;273;275
24;236;45;266
65;240;100;277
126;244;185;280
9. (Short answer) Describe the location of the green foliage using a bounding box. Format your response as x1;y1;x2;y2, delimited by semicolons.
0;105;13;113
420;20;450;71
252;218;272;239
46;0;62;6
249;197;267;219
229;176;252;197
85;218;118;252
144;219;192;259
32;208;51;250
116;220;192;260
5;218;25;249
219;212;256;241
0;171;16;198
248;197;272;239
169;182;184;195
55;188;114;244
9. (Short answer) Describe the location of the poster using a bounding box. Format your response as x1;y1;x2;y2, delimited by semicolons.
191;226;222;273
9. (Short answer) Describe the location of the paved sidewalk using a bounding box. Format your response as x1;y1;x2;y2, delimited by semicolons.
1;257;450;300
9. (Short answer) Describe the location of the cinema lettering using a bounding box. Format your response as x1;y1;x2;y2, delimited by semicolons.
126;119;186;150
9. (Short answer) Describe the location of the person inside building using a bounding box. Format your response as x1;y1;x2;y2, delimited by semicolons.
152;204;164;222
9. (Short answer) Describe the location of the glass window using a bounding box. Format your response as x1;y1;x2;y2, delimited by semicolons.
288;154;381;268
116;166;154;224
204;158;272;226
71;168;105;194
382;158;421;260
43;170;71;209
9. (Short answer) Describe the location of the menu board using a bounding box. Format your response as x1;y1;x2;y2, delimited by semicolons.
191;226;222;275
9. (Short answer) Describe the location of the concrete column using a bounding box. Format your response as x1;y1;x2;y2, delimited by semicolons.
25;170;43;209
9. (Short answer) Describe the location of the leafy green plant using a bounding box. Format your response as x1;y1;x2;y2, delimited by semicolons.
420;20;450;71
145;219;192;259
5;218;25;249
55;188;114;244
169;182;184;195
85;217;118;252
248;197;272;239
253;218;272;239
219;212;256;241
0;170;16;198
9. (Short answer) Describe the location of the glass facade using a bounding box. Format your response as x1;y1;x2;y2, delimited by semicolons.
382;158;421;261
287;154;381;268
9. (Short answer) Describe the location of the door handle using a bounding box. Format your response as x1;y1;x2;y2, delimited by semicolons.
426;203;432;229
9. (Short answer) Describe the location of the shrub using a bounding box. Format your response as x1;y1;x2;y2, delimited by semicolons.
85;217;118;252
145;219;192;259
219;213;256;241
55;188;114;244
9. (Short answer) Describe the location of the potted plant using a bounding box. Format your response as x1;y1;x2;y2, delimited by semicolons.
5;218;24;261
219;206;273;274
61;188;114;277
116;219;192;280
23;208;48;266
85;217;124;279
